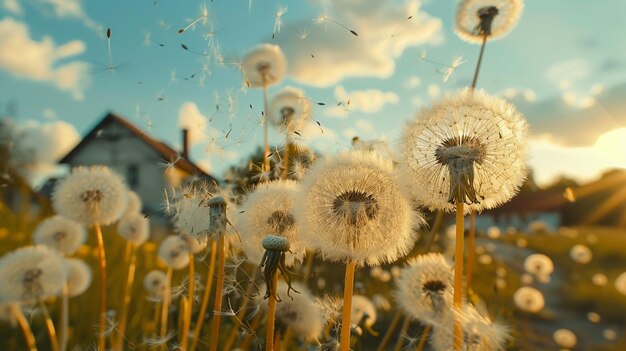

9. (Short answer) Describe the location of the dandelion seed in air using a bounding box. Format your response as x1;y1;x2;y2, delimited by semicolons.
177;2;210;34
272;5;287;39
314;11;358;36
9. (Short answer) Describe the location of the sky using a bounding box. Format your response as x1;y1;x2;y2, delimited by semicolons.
1;0;625;187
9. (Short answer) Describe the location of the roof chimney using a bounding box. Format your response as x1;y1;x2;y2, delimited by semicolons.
182;129;189;159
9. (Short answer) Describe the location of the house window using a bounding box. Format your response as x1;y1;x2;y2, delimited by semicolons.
127;164;139;188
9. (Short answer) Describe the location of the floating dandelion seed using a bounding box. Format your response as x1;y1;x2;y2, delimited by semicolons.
298;27;310;40
52;166;128;226
395;253;454;325
400;88;528;212
314;11;358;36
143;31;164;47
455;0;524;43
239;180;306;266
553;328;577;349
443;56;467;82
158;236;190;270
0;246;67;304
33;215;87;255
569;244;592;264
117;213;150;245
65;258;92;297
268;87;312;133
523;254;554;277
177;2;210;34
513;286;544;313
272;5;288;39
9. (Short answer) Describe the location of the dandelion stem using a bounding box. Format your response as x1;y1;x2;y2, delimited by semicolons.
453;202;465;351
13;304;37;351
466;212;476;294
265;272;279;351
190;239;217;351
160;268;173;351
40;302;59;351
415;324;431;351
375;311;402;351
181;253;195;350
209;234;226;351
470;34;488;89
339;260;357;351
392;316;410;351
273;328;282;351
263;83;271;173
238;311;263;350
94;223;107;351
59;285;69;351
116;243;137;351
282;136;291;180
301;250;315;284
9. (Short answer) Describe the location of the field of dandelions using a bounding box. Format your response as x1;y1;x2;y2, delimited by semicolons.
1;0;626;351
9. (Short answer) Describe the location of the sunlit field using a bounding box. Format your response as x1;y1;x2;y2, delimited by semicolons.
1;0;626;350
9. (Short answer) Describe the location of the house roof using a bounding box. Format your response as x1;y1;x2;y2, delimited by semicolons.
487;189;567;214
59;112;217;183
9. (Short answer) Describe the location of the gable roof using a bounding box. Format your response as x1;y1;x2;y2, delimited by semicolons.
60;112;217;183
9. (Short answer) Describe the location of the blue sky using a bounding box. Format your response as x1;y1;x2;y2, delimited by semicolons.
1;0;625;186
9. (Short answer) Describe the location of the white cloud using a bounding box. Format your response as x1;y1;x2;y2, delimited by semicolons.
178;102;209;146
427;84;440;100
275;0;442;86
561;84;604;110
325;86;399;117
404;75;421;89
3;0;23;14
529;128;626;186
546;58;590;86
0;18;90;99
43;108;57;119
36;0;102;33
500;87;537;103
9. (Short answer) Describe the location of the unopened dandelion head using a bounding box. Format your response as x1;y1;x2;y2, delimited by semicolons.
259;235;298;301
523;253;553;277
158;236;190;270
65;258;92;298
0;246;67;304
513;286;544;313
126;191;142;214
395;253;454;324
242;44;287;88
144;270;168;298
53;166;128;226
117;213;150;245
455;0;524;43
268;87;312;133
263;281;323;341
553;328;577;349
296;151;420;266
400;88;528;212
239;180;306;266
33;215;86;255
570;244;592;264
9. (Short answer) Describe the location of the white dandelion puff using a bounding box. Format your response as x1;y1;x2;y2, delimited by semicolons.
144;270;168;298
523;253;553;277
351;295;377;328
273;5;288;38
455;0;524;43
268;87;312;133
0;246;67;304
553;328;577;349
65;258;92;297
394;253;454;325
181;234;208;254
158;236;190;270
592;273;608;286
52;166;128;226
513;286;544;313
569;244;592;264
296;151;420;266
126;191;142;214
242;44;286;88
117;213;150;245
615;272;626;295
33;215;87;255
239;180;306;266
399;88;528;212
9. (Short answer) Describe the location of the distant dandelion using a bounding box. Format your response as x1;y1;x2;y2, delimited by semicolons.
144;270;168;298
592;273;608;286
33;215;86;255
487;226;501;238
603;328;617;341
0;246;67;304
569;244;592;264
126;191;142;214
553;328;577;349
523;254;553;277
614;272;626;295
268;87;312;133
117;213;150;245
239;180;306;266
587;312;601;323
395;253;454;325
158;236;190;270
242;44;286;88
400;88;528;212
513;286;544;313
52;166;128;226
455;0;524;43
351;294;377;329
65;258;92;297
181;234;208;254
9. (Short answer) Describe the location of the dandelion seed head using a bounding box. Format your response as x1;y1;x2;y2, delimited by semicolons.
33;215;86;255
268;87;312;133
592;273;608;286
395;253;453;324
313;294;343;325
126;191;142;214
0;246;67;303
239;180;306;266
569;244;592;264
553;328;577;349
400;88;528;212
53;166;128;226
513;286;544;313
117;213;150;245
158;236;190;270
351;294;377;328
523;253;553;277
143;270;167;298
65;258;92;297
173;188;211;238
296;151;420;266
615;272;626;295
372;294;391;311
455;0;523;43
242;44;286;88
181;234;208;254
